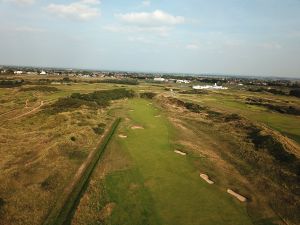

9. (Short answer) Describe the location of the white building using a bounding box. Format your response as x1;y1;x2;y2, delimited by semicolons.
14;71;23;74
176;79;190;84
154;77;166;82
193;83;228;90
40;70;47;75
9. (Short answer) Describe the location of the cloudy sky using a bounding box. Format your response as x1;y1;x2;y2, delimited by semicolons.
0;0;300;77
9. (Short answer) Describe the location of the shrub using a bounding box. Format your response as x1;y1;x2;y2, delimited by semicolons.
70;136;76;141
224;113;241;122
99;79;139;85
179;90;208;94
46;88;134;113
140;92;157;99
93;123;106;134
0;79;24;88
184;102;205;113
0;198;5;208
41;173;60;191
248;128;299;175
290;89;300;98
20;86;59;92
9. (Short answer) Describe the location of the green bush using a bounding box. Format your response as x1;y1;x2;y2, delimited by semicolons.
0;197;5;208
93;123;106;134
0;79;24;87
184;102;205;113
140;92;157;99
290;89;300;98
224;113;241;122
46;88;134;113
99;79;139;85
70;136;76;142
20;86;59;92
41;173;61;191
248;128;299;175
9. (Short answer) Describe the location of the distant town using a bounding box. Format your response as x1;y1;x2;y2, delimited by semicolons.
1;65;299;89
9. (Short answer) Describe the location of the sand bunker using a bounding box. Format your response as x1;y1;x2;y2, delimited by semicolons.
155;115;161;118
200;173;214;184
227;189;247;202
118;134;127;138
131;126;144;130
174;150;186;156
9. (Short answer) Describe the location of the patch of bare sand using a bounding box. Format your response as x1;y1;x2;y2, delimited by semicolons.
200;173;214;184
118;134;127;138
174;150;186;156
155;115;161;118
98;202;116;220
131;126;144;130
227;189;247;202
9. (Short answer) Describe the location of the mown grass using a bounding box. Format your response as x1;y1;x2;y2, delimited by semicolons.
182;92;300;144
87;99;253;225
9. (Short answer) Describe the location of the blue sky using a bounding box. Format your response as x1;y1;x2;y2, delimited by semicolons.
0;0;300;77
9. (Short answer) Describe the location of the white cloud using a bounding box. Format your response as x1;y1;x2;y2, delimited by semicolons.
80;0;100;5
186;44;200;50
142;1;151;7
46;0;101;21
2;0;35;5
103;24;170;37
116;10;185;26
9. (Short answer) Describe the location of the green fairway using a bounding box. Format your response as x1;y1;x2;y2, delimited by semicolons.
103;99;253;225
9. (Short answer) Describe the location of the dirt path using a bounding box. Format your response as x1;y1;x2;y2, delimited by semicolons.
25;99;29;108
43;118;120;225
9;100;44;120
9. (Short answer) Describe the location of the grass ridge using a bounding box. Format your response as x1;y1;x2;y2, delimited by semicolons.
43;118;121;225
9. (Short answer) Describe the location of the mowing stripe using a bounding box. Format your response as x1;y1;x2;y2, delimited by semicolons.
43;118;121;225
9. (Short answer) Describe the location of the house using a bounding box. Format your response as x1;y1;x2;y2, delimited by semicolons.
193;83;228;90
176;79;190;84
14;71;23;74
40;70;47;75
154;77;166;82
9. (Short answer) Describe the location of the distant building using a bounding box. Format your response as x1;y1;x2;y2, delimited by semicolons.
154;77;166;82
176;79;190;84
14;71;23;74
193;83;228;90
40;70;47;75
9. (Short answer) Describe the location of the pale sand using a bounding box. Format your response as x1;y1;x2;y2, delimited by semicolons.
131;126;144;129
174;150;186;156
200;173;214;184
227;189;247;202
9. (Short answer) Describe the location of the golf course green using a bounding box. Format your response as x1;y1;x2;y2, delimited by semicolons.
103;99;253;225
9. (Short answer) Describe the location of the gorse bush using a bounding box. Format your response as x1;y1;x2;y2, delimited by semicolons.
140;92;157;99
92;123;106;135
99;79;139;85
46;88;135;113
248;128;300;175
290;89;300;98
0;79;24;87
20;86;59;92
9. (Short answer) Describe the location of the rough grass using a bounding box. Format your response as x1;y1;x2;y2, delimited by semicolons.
0;85;113;225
